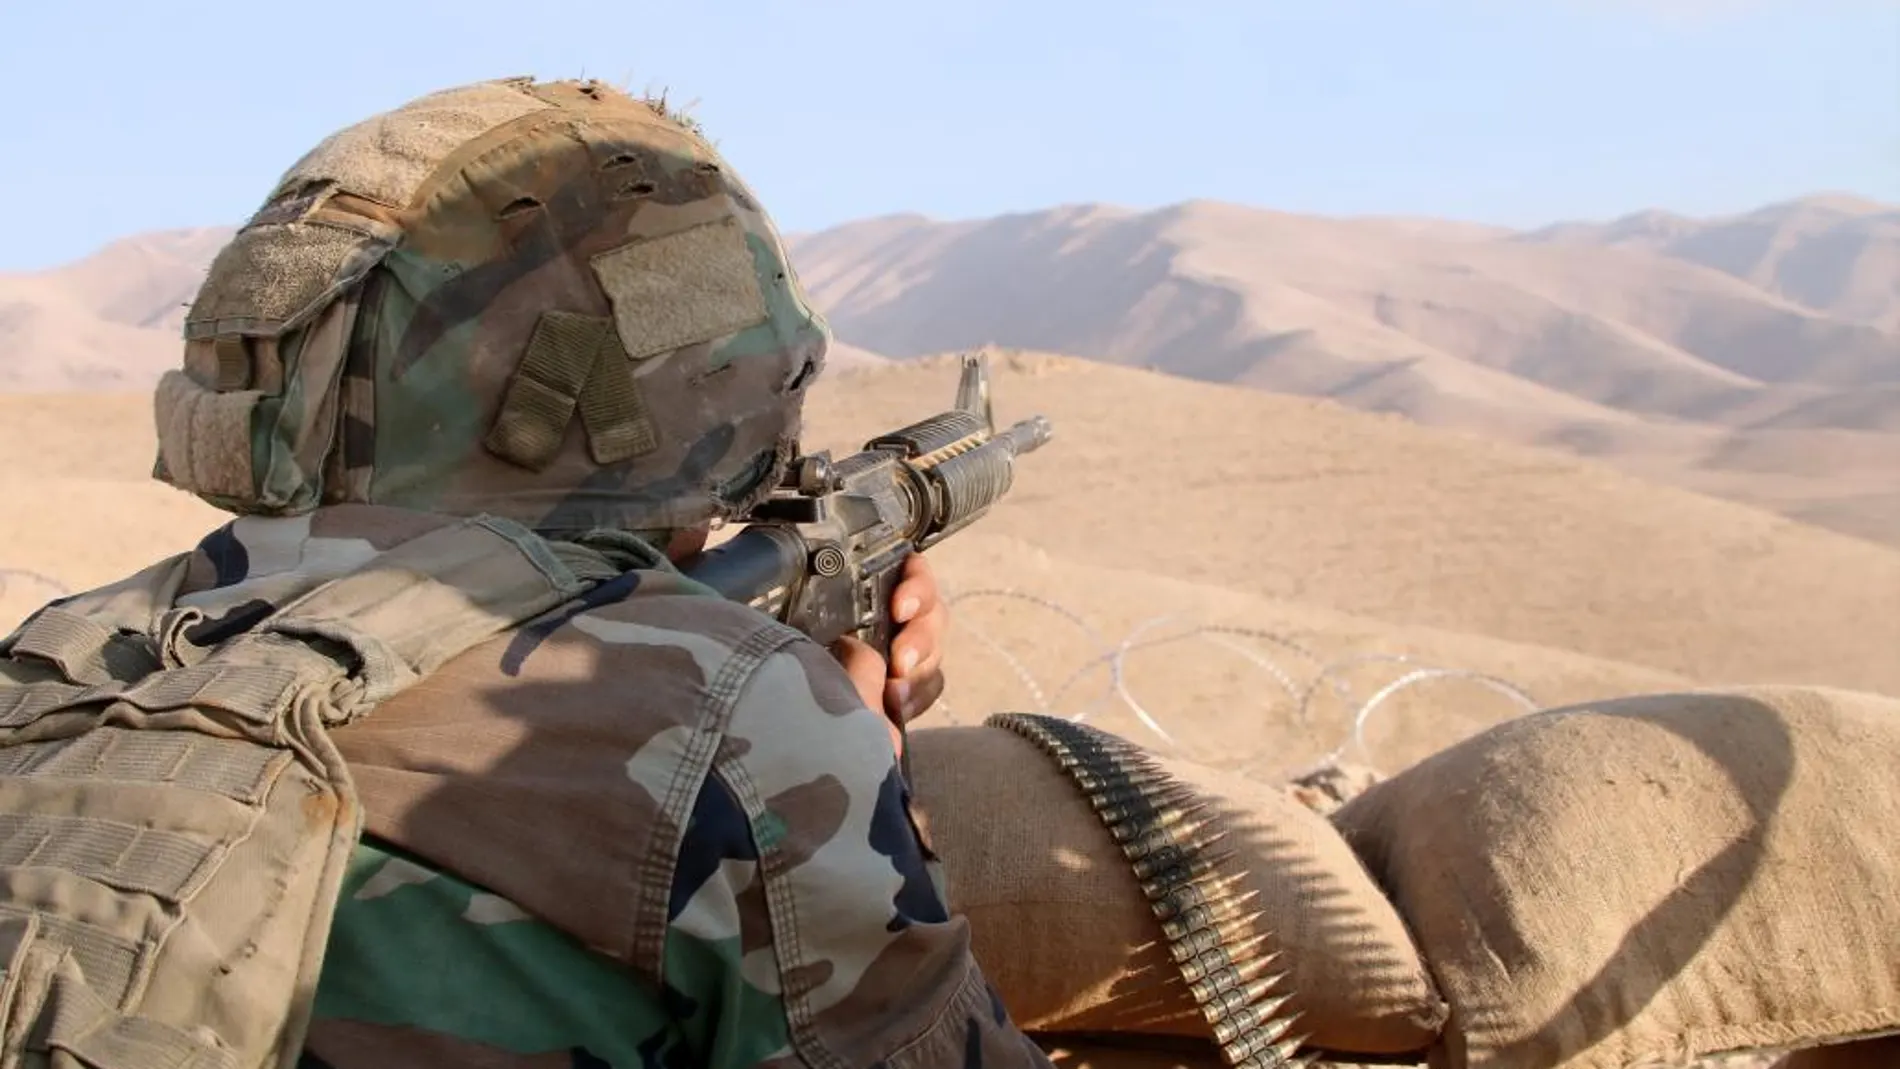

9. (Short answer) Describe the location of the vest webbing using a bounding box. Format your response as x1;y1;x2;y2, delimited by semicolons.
0;514;601;1069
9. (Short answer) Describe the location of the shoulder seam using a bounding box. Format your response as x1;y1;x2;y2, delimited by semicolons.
699;633;891;1069
631;617;804;976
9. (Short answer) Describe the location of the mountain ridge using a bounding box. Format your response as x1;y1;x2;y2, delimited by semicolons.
4;193;1895;545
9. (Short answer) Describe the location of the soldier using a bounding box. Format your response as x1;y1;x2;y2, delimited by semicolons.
127;77;1053;1067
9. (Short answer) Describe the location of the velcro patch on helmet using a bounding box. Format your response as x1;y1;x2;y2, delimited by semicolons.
153;370;260;501
185;221;381;338
484;311;659;471
588;217;770;362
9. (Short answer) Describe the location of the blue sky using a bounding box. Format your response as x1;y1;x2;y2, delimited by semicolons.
2;0;1894;270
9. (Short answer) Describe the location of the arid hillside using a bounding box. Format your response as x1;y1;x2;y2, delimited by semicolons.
3;352;1893;776
784;196;1900;547
0;227;231;391
1524;193;1900;330
6;194;1894;546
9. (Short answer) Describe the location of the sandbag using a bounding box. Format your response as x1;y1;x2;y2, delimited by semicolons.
906;723;1448;1057
1332;686;1900;1069
1036;1035;1225;1069
1772;1034;1900;1069
1032;1033;1405;1069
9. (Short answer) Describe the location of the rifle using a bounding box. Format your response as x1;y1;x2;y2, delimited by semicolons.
681;351;1054;656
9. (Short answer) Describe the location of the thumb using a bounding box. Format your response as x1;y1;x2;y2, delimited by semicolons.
829;636;890;716
830;636;903;756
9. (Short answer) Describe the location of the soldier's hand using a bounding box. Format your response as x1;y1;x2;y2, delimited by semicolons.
829;553;949;756
885;552;948;725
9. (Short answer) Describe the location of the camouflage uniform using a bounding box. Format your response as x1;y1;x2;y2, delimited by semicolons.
133;78;1052;1067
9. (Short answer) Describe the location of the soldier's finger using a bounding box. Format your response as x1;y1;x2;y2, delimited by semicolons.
891;554;942;624
888;599;947;679
886;668;945;726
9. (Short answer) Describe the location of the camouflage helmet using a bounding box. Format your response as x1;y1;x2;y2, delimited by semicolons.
153;77;829;541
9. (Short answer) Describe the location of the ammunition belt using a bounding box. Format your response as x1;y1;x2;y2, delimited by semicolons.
985;713;1310;1069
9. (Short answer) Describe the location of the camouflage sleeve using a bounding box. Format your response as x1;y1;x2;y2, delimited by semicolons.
663;632;1054;1069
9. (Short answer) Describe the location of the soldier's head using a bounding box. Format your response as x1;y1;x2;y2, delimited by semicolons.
153;77;828;555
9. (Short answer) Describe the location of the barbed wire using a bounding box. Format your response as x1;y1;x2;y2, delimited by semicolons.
1;565;1540;780
938;583;1541;781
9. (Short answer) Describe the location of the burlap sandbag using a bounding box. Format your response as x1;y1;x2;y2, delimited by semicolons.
1036;1035;1225;1069
906;724;1449;1056
1332;686;1900;1069
1772;1034;1900;1069
1033;1034;1407;1069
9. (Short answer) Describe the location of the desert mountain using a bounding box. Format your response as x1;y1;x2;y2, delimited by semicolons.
4;352;1894;775
4;194;1895;544
1523;194;1900;331
0;227;232;391
781;196;1900;546
786;197;1900;417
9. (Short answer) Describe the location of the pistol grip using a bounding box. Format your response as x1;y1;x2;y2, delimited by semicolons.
856;552;910;661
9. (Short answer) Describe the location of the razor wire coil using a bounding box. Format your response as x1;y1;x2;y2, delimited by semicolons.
940;582;1540;779
3;566;1540;780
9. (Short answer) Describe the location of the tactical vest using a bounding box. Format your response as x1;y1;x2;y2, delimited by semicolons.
0;515;606;1069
